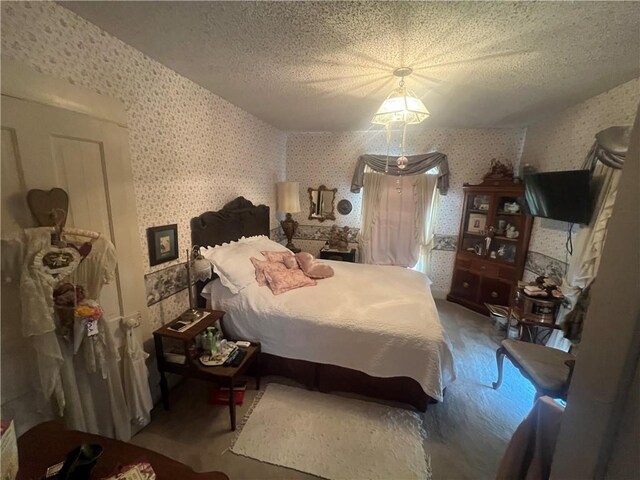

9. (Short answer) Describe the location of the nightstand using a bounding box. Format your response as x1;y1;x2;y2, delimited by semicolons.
319;247;357;262
153;309;261;431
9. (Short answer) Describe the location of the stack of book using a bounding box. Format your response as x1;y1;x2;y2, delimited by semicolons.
524;285;548;297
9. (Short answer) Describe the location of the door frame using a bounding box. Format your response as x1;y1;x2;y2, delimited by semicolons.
2;59;127;126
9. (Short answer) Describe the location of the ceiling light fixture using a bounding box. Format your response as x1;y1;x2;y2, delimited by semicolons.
371;67;429;192
371;67;429;126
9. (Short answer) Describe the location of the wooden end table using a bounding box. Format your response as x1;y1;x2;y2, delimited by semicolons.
319;247;356;262
509;288;563;343
153;309;261;431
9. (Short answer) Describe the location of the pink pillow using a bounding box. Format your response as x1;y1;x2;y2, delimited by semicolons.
261;250;294;264
264;267;317;295
282;256;299;269
250;257;287;286
295;252;335;279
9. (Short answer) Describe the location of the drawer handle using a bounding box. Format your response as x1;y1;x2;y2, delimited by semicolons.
481;265;486;270
491;291;499;298
462;282;470;288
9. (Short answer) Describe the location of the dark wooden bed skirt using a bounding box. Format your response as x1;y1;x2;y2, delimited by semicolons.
255;352;435;412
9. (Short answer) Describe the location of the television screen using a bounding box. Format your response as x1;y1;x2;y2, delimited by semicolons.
524;170;591;224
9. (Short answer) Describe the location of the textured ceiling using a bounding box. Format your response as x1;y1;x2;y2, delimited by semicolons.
64;1;640;131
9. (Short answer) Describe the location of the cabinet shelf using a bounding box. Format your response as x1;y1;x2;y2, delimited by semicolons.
493;235;519;242
496;211;522;216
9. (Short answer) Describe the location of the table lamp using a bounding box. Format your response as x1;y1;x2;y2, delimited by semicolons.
181;245;212;321
276;181;301;253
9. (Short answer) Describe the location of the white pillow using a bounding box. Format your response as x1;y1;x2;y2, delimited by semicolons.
244;235;290;253
199;236;289;293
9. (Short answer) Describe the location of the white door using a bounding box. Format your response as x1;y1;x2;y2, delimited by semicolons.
1;73;147;433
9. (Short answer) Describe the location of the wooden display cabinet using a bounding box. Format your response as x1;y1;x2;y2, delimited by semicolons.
447;179;533;315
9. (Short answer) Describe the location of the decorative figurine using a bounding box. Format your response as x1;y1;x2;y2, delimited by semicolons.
483;158;514;180
505;224;520;239
503;202;521;213
485;231;493;252
328;225;350;251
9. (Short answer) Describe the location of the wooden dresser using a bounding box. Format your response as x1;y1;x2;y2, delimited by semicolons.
447;179;532;315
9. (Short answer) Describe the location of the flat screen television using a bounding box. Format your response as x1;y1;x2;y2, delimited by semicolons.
524;170;591;224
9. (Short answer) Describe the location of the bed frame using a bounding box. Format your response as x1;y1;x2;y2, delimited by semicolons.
191;196;434;411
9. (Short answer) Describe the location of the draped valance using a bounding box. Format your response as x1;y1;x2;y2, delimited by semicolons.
584;125;631;172
351;153;450;194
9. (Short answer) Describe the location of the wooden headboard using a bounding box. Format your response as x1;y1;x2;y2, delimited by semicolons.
190;196;270;306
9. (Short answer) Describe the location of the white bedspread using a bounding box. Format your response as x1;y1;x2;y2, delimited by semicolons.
204;261;456;401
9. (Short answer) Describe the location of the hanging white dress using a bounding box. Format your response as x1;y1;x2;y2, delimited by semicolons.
17;229;142;440
19;228;67;415
57;234;132;440
123;316;153;427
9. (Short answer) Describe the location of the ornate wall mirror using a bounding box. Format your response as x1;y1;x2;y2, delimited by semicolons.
308;185;337;222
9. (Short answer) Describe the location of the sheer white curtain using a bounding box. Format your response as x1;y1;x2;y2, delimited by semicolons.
358;171;383;265
370;175;419;267
414;174;440;276
547;161;622;351
359;171;439;272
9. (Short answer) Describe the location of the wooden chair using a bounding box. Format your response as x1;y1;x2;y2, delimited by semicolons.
493;339;576;400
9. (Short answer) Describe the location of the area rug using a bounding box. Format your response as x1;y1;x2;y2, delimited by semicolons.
230;383;430;480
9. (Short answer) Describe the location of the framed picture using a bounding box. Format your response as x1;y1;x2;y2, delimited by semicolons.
147;224;178;266
467;213;487;234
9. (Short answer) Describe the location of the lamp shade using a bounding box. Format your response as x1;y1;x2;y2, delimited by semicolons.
371;86;430;125
276;182;301;213
192;257;213;282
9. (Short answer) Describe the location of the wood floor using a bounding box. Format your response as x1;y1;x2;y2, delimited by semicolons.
131;300;536;479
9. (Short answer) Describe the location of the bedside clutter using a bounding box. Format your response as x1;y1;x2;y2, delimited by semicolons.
153;309;261;431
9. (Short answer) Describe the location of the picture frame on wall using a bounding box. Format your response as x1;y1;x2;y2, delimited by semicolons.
467;213;487;234
147;224;178;266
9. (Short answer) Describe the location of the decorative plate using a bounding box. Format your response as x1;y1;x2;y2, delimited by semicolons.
337;199;352;215
33;246;81;282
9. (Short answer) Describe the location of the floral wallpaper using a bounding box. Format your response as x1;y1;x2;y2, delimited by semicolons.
2;1;636;310
521;78;639;264
285;128;526;294
1;2;287;329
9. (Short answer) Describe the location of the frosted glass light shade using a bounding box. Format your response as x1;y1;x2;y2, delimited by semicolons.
276;181;301;213
192;257;213;282
371;87;430;125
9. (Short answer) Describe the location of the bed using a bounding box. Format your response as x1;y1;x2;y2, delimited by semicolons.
192;197;455;411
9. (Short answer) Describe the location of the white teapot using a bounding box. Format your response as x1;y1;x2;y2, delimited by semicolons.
505;224;519;239
504;202;520;213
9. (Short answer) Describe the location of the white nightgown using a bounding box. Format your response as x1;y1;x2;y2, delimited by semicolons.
16;229;149;441
57;234;133;440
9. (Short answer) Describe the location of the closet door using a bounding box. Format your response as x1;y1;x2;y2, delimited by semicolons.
1;90;147;432
1;95;146;321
